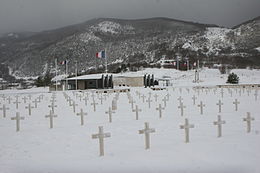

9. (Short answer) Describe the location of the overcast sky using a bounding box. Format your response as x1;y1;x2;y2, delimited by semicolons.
0;0;259;34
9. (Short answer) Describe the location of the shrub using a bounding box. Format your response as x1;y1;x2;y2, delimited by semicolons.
227;73;239;84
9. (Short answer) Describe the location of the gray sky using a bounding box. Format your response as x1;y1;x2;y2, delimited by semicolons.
0;0;259;34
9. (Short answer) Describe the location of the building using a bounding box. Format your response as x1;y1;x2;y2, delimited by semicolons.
113;74;144;87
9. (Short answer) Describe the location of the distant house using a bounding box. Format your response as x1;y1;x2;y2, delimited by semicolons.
63;74;113;90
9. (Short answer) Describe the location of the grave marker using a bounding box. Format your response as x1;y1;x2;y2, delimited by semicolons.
22;96;28;103
25;103;34;116
180;118;194;143
72;101;78;113
48;102;57;113
178;102;186;116
0;104;9;118
11;112;25;132
45;110;58;128
192;95;197;105
213;115;226;137
76;108;87;125
105;107;115;123
154;94;159;102
132;105;142;120
197;101;205;115
243;112;255;133
139;122;155;149
233;99;240;111
156;104;164;118
91;99;98;112
92;126;111;156
146;97;152;108
13;99;21;109
216;100;223;113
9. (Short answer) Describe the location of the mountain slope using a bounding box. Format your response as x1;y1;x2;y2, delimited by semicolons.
0;17;259;78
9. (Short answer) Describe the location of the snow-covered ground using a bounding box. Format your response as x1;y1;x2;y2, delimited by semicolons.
0;68;260;173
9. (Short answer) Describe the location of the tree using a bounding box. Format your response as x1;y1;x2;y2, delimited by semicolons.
227;73;239;84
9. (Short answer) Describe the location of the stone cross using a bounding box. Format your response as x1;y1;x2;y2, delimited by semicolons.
197;101;205;115
83;97;88;106
166;93;170;101
105;107;115;123
28;94;32;100
180;118;194;143
141;94;146;103
146;97;152;108
220;88;224;98
254;92;258;101
156;104;164;118
192;95;197;105
129;99;135;110
92;126;111;156
45;110;58;128
78;94;83;102
233;99;240;111
32;99;38;108
162;97;167;108
13;99;21;109
25;103;34;116
154;94;159;102
178;102;186;116
0;104;9;118
72;101;78;113
132;105;142;120
99;94;104;105
76;108;87;125
243;112;255;133
112;99;117;111
14;95;20;101
91;99;98;112
177;96;183;104
139;122;155;149
22;96;28;103
213;115;226;137
48;102;57;113
7;96;12;104
216;100;223;113
11;112;25;132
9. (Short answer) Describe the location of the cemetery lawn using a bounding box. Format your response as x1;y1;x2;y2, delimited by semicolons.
0;68;260;173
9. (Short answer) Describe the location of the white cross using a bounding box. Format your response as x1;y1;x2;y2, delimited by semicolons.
76;108;87;125
6;96;12;104
141;94;146;103
254;91;258;101
0;104;9;118
13;99;21;109
177;96;183;105
165;93;170;101
48;102;57;113
71;101;78;113
45;110;58;128
243;112;255;133
11;112;25;132
139;122;155;149
99;94;104;105
192;95;197;105
32;99;38;108
220;88;224;98
213;115;226;137
14;95;19;101
78;94;83;102
83;96;88;106
197;101;205;115
91;99;98;112
129;99;135;110
146;97;153;108
180;118;194;143
22;96;28;103
92;126;111;156
154;94;159;102
156;104;164;118
25;103;34;116
233;99;240;111
216;100;223;113
162;97;167;107
105;107;115;123
178;102;186;116
112;99;117;111
132;105;142;120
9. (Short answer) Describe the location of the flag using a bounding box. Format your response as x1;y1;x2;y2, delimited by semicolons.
60;60;67;65
96;50;106;58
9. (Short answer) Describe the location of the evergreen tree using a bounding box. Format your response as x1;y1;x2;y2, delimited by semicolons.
227;73;239;84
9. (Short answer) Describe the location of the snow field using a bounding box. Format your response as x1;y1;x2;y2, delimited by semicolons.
0;85;259;173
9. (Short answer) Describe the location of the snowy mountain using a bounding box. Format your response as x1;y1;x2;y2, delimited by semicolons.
0;17;259;78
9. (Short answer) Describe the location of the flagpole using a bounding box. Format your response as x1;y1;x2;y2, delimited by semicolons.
105;48;108;74
66;60;68;90
55;58;57;91
75;61;78;90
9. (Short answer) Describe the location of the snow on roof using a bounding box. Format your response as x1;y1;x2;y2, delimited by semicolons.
67;73;113;80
